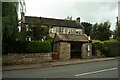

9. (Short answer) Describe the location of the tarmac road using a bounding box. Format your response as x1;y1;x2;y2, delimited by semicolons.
2;59;118;78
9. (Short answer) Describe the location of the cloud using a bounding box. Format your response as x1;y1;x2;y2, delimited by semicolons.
71;2;118;30
25;0;118;30
118;1;120;21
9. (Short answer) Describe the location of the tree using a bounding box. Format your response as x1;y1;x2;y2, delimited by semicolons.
2;2;19;54
81;22;92;36
90;21;111;41
31;26;49;41
27;21;49;41
2;2;19;41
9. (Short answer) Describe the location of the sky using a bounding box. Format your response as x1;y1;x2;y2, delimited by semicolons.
24;0;119;31
118;1;120;21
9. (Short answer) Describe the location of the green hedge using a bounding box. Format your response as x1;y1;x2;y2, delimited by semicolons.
4;41;52;54
102;40;120;57
26;41;51;53
6;41;28;53
92;40;120;57
92;40;102;56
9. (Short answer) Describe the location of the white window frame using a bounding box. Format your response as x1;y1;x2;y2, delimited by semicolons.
76;29;82;35
26;25;29;31
49;27;56;33
29;27;32;31
67;29;71;34
26;36;32;41
60;27;65;33
18;26;21;32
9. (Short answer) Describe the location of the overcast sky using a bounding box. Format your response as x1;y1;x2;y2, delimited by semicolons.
24;0;119;31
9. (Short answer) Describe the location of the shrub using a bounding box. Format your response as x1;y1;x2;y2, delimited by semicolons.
26;41;52;53
7;41;28;53
46;39;53;51
102;40;120;57
92;40;120;57
92;40;102;55
4;40;52;54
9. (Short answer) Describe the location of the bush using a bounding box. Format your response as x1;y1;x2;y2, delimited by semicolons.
26;41;52;53
92;40;102;55
102;40;120;57
7;41;28;53
4;40;52;54
92;40;120;57
46;39;53;52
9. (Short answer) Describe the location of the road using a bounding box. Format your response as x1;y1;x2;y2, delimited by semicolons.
3;59;118;78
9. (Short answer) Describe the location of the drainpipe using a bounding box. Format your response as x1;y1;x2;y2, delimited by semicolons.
88;36;92;57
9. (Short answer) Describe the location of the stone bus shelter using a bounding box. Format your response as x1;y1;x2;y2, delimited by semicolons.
53;33;92;60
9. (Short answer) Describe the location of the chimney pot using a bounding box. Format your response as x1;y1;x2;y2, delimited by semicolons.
76;17;80;24
117;17;118;25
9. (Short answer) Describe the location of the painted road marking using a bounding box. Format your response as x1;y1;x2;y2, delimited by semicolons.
75;67;117;77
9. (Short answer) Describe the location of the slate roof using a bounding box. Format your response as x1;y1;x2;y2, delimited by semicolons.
54;34;89;42
25;16;84;29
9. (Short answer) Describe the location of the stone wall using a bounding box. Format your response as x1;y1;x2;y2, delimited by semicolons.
59;42;70;60
3;53;52;65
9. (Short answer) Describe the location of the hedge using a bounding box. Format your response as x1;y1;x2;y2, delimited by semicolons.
26;41;51;53
4;41;52;54
102;40;120;57
6;41;28;53
92;40;102;56
92;40;120;57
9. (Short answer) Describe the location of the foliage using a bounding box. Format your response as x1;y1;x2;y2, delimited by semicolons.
92;39;120;57
81;22;92;36
5;41;28;54
26;41;52;53
17;31;27;41
2;2;19;41
26;20;50;41
90;21;111;41
46;38;54;51
31;26;49;41
102;40;120;57
92;40;102;55
5;41;52;54
2;2;19;54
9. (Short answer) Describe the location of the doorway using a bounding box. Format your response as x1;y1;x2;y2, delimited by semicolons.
71;42;82;59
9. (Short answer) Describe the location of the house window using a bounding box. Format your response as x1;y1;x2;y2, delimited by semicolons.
26;25;33;31
49;27;56;33
26;25;29;31
29;27;32;31
60;27;65;33
26;36;32;41
76;29;82;35
18;26;21;32
67;29;71;34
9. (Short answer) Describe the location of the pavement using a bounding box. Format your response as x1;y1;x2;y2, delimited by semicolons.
2;57;117;71
3;59;118;78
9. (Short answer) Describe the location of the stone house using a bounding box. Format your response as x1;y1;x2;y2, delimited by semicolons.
23;16;84;39
21;16;92;60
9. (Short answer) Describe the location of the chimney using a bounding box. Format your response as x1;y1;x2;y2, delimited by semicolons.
21;12;25;32
117;17;118;25
21;12;25;22
76;17;80;24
